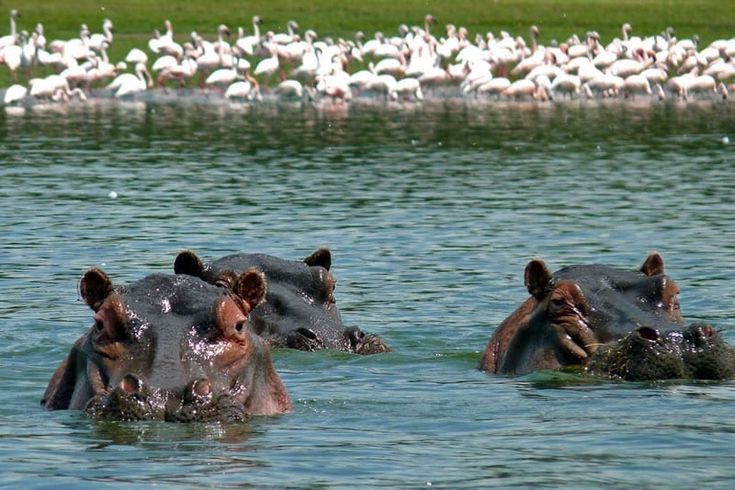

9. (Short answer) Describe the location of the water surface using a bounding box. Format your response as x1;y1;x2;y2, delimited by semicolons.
1;97;734;487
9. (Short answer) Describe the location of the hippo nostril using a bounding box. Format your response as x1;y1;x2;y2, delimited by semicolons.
637;327;659;341
120;374;142;394
296;327;318;340
193;378;212;398
344;327;365;349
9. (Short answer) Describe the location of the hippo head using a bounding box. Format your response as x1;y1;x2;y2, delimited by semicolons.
587;323;735;381
481;253;687;374
173;248;390;355
42;268;291;422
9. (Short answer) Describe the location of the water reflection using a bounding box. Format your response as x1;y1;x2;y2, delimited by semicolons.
86;420;256;448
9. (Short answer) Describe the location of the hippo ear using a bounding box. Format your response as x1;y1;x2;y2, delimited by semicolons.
640;252;665;276
304;247;331;271
174;250;205;277
80;268;114;312
233;268;268;310
524;258;551;300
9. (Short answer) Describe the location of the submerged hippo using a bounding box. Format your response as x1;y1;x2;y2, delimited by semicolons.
173;248;391;355
480;252;735;380
42;268;291;422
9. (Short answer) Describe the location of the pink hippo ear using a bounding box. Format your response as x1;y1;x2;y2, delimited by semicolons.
640;252;665;276
304;247;331;271
232;268;268;311
174;250;205;277
79;268;114;312
524;258;552;300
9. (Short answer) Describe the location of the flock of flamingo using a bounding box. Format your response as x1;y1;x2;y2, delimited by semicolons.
1;9;735;106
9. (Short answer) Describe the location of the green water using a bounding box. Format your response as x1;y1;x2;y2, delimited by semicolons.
1;97;734;487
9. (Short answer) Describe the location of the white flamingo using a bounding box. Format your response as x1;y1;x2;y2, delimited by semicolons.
107;62;151;97
89;19;113;53
274;79;305;99
3;83;26;104
234;16;262;57
0;9;20;49
390;77;423;101
623;74;651;97
149;20;183;59
254;44;279;79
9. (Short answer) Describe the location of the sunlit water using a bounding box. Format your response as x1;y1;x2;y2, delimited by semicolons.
1;96;734;487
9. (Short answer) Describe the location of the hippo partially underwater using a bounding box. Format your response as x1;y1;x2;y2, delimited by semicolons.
42;268;291;421
173;248;391;355
480;253;735;380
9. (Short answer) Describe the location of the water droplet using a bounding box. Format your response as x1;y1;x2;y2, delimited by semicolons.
108;191;118;199
722;136;730;145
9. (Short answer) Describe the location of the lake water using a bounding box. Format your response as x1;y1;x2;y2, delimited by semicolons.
1;95;734;487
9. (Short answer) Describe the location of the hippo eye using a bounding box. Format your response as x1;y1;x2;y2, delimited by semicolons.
94;319;104;331
551;298;566;308
234;320;246;333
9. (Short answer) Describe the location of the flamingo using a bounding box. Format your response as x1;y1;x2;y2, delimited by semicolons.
640;67;668;84
149;20;183;59
151;54;179;73
389;77;423;101
623;74;652;97
107;62;151;97
29;74;72;100
3;83;26;104
254;44;280;80
502;79;548;100
374;54;405;76
272;20;299;45
60;24;93;61
89;19;113;53
205;59;245;89
124;48;148;65
316;71;352;102
584;73;625;97
550;73;582;98
156;55;197;89
0;34;22;79
274;79;305;99
475;77;511;98
234;16;262;57
224;68;260;100
0;9;20;49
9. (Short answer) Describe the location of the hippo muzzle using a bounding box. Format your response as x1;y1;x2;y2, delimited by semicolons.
85;375;248;422
587;323;735;381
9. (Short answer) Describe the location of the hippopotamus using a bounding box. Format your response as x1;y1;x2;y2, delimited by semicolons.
173;248;391;355
586;323;735;381
42;268;291;421
480;252;735;380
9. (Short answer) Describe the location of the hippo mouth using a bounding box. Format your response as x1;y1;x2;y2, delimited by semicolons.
84;375;248;423
586;323;735;381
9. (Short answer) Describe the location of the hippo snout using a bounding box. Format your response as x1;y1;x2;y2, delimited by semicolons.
587;323;735;381
85;374;248;422
345;326;392;355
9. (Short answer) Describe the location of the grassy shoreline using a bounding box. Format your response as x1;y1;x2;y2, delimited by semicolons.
2;0;734;87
